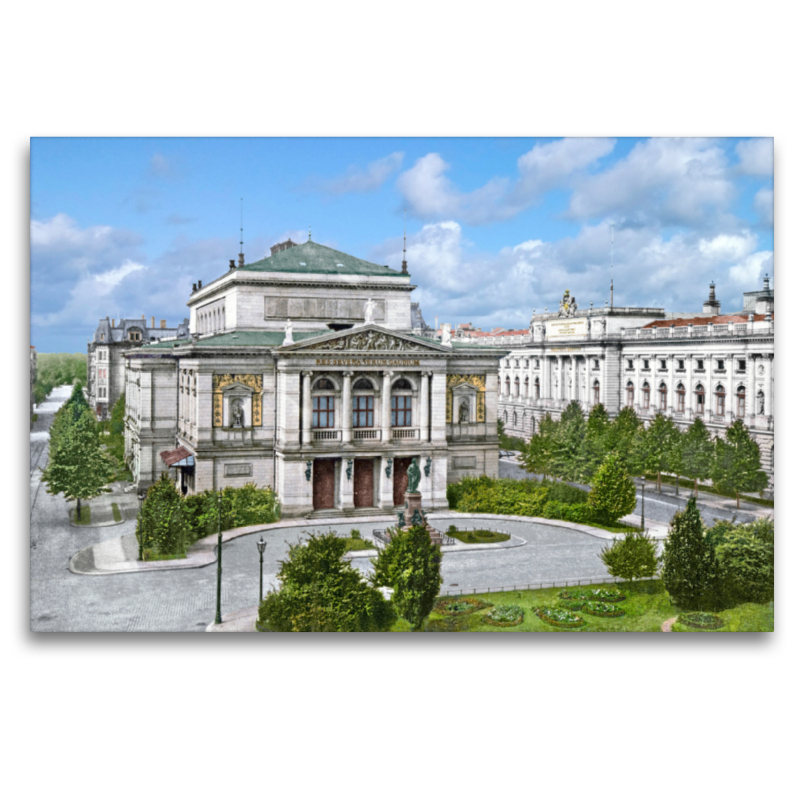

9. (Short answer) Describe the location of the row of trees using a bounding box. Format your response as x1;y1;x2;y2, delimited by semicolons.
519;402;768;507
41;384;115;515
33;353;87;406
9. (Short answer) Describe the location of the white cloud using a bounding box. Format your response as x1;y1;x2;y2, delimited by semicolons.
735;138;773;176
754;187;773;225
729;251;773;286
150;153;171;178
568;138;735;227
397;139;614;225
698;232;757;261
318;152;404;193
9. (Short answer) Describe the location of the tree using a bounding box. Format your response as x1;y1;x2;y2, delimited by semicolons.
711;420;769;508
661;497;717;610
681;417;714;497
259;532;395;632
600;530;659;588
41;406;115;517
667;426;686;497
635;413;680;492
604;406;642;475
551;400;586;481
587;453;637;524
580;403;610;479
372;525;443;630
520;413;557;479
707;518;773;607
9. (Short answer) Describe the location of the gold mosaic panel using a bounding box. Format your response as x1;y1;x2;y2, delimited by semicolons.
446;374;486;423
212;374;263;427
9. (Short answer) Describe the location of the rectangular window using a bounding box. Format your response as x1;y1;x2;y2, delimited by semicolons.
352;395;374;428
696;359;704;370
677;391;685;413
737;393;745;417
391;395;412;427
678;359;685;370
312;396;335;428
738;359;746;372
660;359;667;370
627;359;633;369
716;393;725;416
643;359;650;370
717;359;725;370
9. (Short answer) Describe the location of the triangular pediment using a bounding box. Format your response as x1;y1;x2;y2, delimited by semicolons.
278;324;449;354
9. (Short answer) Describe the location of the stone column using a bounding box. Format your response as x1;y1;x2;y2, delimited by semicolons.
727;354;735;422
341;371;352;444
569;355;577;401
667;355;675;414
302;371;312;446
765;355;773;418
419;371;430;442
747;354;757;418
381;370;392;443
542;355;550;400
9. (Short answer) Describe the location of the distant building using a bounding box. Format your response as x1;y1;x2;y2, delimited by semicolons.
30;345;36;428
87;316;189;420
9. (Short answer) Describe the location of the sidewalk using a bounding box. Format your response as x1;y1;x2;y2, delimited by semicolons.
206;606;259;633
67;488;139;528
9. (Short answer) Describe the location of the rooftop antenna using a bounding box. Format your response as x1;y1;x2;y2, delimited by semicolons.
308;224;312;242
238;198;244;267
401;209;408;274
609;222;615;308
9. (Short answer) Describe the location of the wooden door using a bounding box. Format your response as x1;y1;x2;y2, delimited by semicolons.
393;457;413;506
312;458;336;510
353;459;374;508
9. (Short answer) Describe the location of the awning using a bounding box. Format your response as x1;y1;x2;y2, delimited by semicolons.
160;446;195;468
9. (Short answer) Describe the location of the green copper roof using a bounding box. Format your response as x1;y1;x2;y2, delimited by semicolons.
240;240;403;277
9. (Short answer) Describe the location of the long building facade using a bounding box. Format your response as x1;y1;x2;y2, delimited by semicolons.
124;239;505;517
497;280;775;488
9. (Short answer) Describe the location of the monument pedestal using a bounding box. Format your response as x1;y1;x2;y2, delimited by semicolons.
396;491;442;546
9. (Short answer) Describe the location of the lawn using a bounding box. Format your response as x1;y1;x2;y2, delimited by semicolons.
386;580;774;632
446;528;511;544
73;505;91;525
111;502;122;522
343;536;375;552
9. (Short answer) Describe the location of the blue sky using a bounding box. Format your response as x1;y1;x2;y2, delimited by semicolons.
30;137;773;352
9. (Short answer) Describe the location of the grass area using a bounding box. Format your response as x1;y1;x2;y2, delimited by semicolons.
387;580;774;632
73;505;91;525
643;473;774;508
111;503;122;523
343;537;375;552
31;414;38;423
447;529;511;544
142;549;187;561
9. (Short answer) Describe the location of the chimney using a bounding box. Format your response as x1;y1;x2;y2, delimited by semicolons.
151;316;155;328
192;283;197;292
198;280;202;289
160;320;166;329
142;314;145;320
703;281;721;314
112;319;115;327
238;253;244;268
230;259;236;270
764;274;770;291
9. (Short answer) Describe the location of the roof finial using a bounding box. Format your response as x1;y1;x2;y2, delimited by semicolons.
238;198;244;267
308;225;312;242
610;221;614;309
401;208;408;274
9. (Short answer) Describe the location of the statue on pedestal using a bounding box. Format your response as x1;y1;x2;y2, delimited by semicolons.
406;458;421;493
282;318;294;345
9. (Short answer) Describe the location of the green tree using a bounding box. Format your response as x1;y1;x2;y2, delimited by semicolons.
372;525;443;630
521;413;557;479
551;401;587;481
681;417;714;497
580;403;610;479
666;426;686;497
711;420;769;508
661;497;716;610
604;406;642;475
600;530;659;588
588;453;637;524
137;473;192;556
41;406;115;517
635;413;680;492
259;532;395;632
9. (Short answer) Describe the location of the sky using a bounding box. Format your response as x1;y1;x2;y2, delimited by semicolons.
30;136;773;352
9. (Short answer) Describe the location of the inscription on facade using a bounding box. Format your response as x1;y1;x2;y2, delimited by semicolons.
315;358;421;366
453;456;477;469
546;318;588;339
224;463;253;477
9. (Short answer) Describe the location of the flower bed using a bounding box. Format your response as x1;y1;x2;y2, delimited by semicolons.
484;604;525;627
677;612;725;630
434;597;492;616
580;600;625;618
535;606;586;628
559;587;625;603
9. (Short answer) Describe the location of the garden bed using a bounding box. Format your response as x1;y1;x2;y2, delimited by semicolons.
534;607;586;628
446;528;510;544
559;587;625;603
484;604;525;627
675;612;725;630
434;597;492;615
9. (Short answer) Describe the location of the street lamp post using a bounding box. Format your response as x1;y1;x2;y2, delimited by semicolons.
215;490;223;625
640;478;646;531
137;489;146;561
257;536;267;602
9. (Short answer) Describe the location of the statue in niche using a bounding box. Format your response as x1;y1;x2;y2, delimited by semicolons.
757;391;765;415
459;398;470;423
406;458;421;493
230;399;244;428
364;297;377;324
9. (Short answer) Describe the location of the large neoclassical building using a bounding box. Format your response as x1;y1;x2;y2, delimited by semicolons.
495;280;775;488
124;238;505;517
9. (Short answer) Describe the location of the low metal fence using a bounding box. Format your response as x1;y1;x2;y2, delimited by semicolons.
438;575;633;597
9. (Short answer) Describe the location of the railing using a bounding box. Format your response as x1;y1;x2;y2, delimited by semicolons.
353;429;380;440
392;428;419;439
313;429;341;441
438;575;636;597
622;324;767;339
373;527;457;546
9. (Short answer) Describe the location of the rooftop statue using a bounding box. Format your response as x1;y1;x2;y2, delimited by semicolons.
558;290;578;318
364;297;377;325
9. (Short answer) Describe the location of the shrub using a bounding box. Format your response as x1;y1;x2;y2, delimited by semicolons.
137;472;191;556
713;520;774;607
183;484;281;543
661;497;717;610
542;500;596;524
588;453;637;523
372;525;443;630
545;481;589;505
258;533;395;632
600;530;659;587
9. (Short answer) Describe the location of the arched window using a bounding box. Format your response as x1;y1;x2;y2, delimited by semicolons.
676;382;685;413
391;379;412;427
642;381;650;409
530;417;536;435
514;377;520;397
696;384;705;414
715;384;726;416
314;378;335;391
524;377;529;397
352;378;374;428
626;381;634;407
534;377;540;400
505;377;511;396
593;379;600;405
352;378;374;391
659;382;667;411
512;411;518;427
503;409;508;424
737;385;746;418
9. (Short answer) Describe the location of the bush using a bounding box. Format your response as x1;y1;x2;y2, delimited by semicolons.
258;533;395;632
545;480;589;505
600;530;659;586
588;453;637;523
713;520;774;607
542;500;596;524
137;473;191;556
372;525;442;630
183;484;281;543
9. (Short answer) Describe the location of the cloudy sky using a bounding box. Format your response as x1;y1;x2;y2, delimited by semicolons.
30;137;773;352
